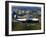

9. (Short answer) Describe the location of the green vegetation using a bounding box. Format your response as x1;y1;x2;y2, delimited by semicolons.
12;22;41;31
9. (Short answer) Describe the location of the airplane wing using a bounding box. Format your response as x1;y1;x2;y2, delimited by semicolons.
16;18;39;21
16;19;27;21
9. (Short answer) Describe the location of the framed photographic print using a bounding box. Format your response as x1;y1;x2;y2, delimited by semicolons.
5;1;45;36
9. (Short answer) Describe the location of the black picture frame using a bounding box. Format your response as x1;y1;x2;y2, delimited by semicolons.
5;1;45;36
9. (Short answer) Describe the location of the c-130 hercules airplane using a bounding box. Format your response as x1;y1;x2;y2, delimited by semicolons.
12;9;39;23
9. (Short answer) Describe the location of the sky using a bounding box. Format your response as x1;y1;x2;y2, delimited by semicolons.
12;6;41;12
12;6;41;15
